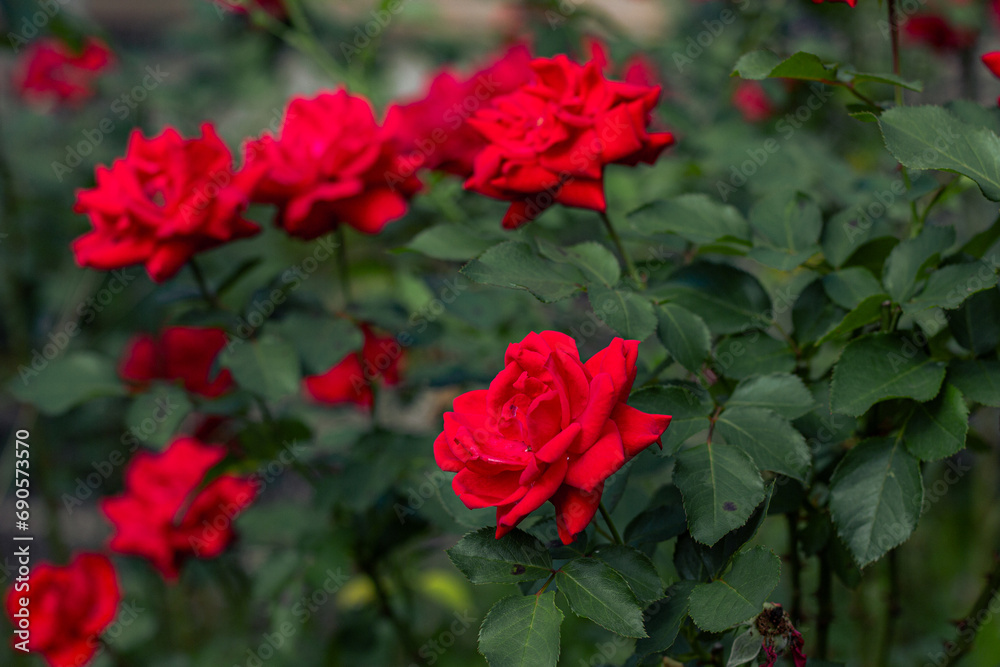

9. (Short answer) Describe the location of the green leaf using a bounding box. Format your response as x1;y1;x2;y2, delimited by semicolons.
556;558;647;637
537;240;621;287
847;71;923;92
749;192;823;256
815;293;888;345
726;373;815;419
220;334;301;402
462;241;585;302
657;304;711;372
628;194;751;245
10;352;125;415
654;262;772;334
830;334;946;416
687;547;781;633
629;384;713;454
270;314;362;374
794;280;844;346
733;50;830;81
728;627;764;667
949;359;1000;407
821;207;894;269
716;332;796;379
589;286;657;341
882;225;956;303
447;528;553;585
593;545;664;605
904;384;969;461
635;580;697;658
903;261;999;315
879;105;1000;202
478;593;562;667
960;215;1000;258
829;437;923;567
125;384;193;449
951;288;1000;355
675;443;766;546
407;224;497;260
731;49;785;79
716;407;811;482
823;267;884;310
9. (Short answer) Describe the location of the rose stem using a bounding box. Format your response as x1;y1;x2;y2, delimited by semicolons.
335;226;351;308
188;258;222;310
598;501;624;545
599;211;644;290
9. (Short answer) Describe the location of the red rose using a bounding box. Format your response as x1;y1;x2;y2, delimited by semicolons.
434;331;671;544
13;37;113;107
384;44;533;178
464;55;674;229
72;124;260;282
101;436;257;579
213;0;286;17
243;90;421;239
585;37;663;89
119;326;234;398
733;81;775;123
4;553;120;667
304;325;403;407
983;51;1000;104
903;15;976;52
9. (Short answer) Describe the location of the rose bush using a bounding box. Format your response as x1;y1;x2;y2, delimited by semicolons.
7;0;1000;666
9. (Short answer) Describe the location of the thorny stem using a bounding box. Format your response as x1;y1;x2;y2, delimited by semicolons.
878;549;902;667
939;548;1000;666
817;549;833;659
599;502;624;545
599;211;644;290
188;258;222;310
787;512;804;624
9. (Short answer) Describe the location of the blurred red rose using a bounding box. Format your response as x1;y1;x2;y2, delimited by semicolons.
733;80;775;122
435;331;671;544
213;0;286;18
101;436;257;580
4;553;120;667
903;15;976;52
465;55;674;229
119;326;234;398
13;37;113;107
72;124;260;282
384;44;533;178
243;90;421;239
585;37;663;89
304;324;403;408
984;51;1000;104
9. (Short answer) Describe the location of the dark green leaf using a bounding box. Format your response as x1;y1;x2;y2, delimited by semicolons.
951;288;1000;355
479;593;562;667
653;262;771;334
537;240;621;287
904;384;969;461
556;558;647;637
220;334;301;402
657;303;711;372
727;373;815;419
882;225;956;303
447;528;553;585
830;334;946;416
629;384;713;454
125;384;193;449
687;547;781;632
462;241;585;302
10;351;126;415
716;332;796;379
270;314;362;374
675;443;766;546
823;267;884;310
406;224;497;260
635;581;697;658
903;261;998;315
589;287;657;341
593;545;664;605
628;194;751;245
949;359;1000;407
815;293;888;345
716;407;811;482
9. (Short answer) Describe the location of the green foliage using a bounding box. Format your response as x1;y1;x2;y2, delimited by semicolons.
479;593;563;667
687;547;781;632
447;528;553;585
556;557;647;637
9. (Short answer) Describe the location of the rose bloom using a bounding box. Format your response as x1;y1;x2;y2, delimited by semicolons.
586;37;663;89
464;55;674;229
384;44;533;178
243;90;421;239
305;324;403;407
903;14;976;52
4;553;120;667
13;37;113;107
119;326;234;398
72;124;260;282
213;0;286;17
435;331;671;544
733;81;775;123
983;51;1000;104
101;436;257;579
